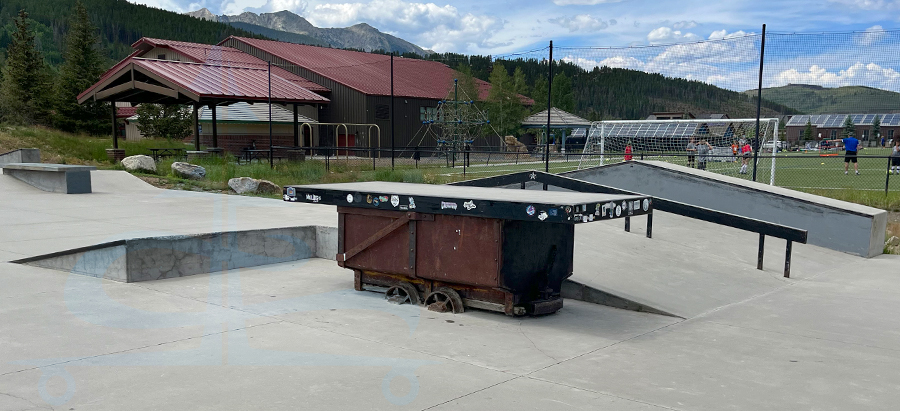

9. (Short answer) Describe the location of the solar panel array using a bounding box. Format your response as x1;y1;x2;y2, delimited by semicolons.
786;114;900;127
601;122;701;138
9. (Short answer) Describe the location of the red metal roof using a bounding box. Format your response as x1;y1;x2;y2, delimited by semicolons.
130;58;329;103
223;36;496;100
134;38;329;93
116;106;137;118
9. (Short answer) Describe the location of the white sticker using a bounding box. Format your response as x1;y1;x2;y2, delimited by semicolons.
347;194;354;203
463;200;476;210
390;195;400;207
283;194;290;201
408;197;416;209
441;202;458;210
582;215;588;223
305;194;321;203
615;205;622;217
538;211;548;221
643;199;650;211
588;214;594;221
634;200;641;209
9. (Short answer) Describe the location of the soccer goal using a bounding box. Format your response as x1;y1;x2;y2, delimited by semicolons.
578;118;780;184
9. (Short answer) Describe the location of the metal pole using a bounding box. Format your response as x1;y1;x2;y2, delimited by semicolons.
545;40;553;177
111;103;118;149
757;233;765;271
193;104;200;150
390;52;395;170
752;24;766;182
769;118;778;185
268;60;274;168
886;156;892;195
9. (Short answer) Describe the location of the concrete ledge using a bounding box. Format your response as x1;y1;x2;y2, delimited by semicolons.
13;226;331;282
561;161;887;257
2;163;97;194
0;148;40;166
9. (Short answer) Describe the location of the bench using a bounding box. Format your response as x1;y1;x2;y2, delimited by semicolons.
2;163;97;194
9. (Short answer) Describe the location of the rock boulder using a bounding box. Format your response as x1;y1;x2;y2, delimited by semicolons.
171;162;206;180
228;177;282;194
121;155;157;173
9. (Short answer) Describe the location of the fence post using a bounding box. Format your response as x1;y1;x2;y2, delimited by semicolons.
752;24;766;182
545;40;553;178
886;156;892;195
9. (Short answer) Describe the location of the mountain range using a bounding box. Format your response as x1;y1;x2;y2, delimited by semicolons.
185;8;432;56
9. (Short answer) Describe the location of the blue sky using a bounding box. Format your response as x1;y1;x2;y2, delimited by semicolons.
129;0;900;91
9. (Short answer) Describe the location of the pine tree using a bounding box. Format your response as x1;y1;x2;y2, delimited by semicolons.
803;120;813;141
842;115;855;138
551;72;576;113
486;62;525;137
135;104;191;141
54;1;109;134
872;114;881;143
0;10;52;125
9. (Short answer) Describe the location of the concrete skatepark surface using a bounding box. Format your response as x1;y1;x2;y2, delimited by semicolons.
2;170;900;409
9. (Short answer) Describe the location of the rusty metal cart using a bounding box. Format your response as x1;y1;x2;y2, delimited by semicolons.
283;181;652;316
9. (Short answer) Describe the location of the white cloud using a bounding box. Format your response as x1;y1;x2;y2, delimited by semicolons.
708;29;750;40
296;0;500;52
549;14;610;32
647;26;701;44
773;62;900;89
128;0;189;12
857;25;886;45
552;0;626;4
827;0;900;9
672;20;698;30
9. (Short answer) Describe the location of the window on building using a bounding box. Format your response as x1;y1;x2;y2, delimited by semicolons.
831;130;837;139
862;129;869;140
375;104;390;120
157;54;166;60
890;130;895;140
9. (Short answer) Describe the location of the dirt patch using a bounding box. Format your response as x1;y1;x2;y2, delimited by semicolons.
135;175;230;194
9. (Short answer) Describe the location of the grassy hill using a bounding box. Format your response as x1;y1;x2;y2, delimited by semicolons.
744;84;900;114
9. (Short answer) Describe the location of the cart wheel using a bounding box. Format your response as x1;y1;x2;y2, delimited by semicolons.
385;282;420;305
424;287;465;314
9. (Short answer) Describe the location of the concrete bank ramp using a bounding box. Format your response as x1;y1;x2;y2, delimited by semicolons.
12;226;337;282
561;161;886;257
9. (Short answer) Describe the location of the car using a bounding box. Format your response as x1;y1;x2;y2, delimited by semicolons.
762;140;788;152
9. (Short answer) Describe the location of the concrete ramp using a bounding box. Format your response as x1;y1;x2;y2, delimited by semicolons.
561;161;886;257
0;148;40;166
12;226;336;282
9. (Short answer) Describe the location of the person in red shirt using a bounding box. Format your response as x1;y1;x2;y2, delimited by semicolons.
739;142;752;174
624;142;633;161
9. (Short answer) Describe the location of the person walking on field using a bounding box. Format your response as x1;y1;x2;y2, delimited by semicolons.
837;132;861;175
686;138;697;168
739;141;752;174
891;140;900;175
624;142;633;161
696;139;713;171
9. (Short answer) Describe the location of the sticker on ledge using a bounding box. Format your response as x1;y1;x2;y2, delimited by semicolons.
390;195;400;207
408;197;416;209
548;209;558;217
538;211;548;221
286;187;296;197
643;198;650;211
582;215;589;223
526;205;536;216
379;196;389;203
373;198;380;206
463;200;476;210
441;201;458;210
346;194;354;203
615;205;622;217
366;194;373;204
305;194;321;203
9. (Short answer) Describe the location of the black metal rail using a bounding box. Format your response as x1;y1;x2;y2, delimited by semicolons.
452;170;808;278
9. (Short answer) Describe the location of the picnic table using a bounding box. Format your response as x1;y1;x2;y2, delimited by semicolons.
241;149;270;164
148;148;186;161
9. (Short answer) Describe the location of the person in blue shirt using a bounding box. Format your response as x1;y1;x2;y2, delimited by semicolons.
840;132;861;175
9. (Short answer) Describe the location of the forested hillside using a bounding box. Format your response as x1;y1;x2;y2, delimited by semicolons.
0;0;263;68
424;52;798;120
747;84;900;114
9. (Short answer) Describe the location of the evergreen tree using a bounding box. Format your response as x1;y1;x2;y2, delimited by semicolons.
872;114;881;142
512;66;527;96
0;10;52;125
54;1;109;134
803;120;814;141
551;72;576;113
842;115;855;138
531;77;548;113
